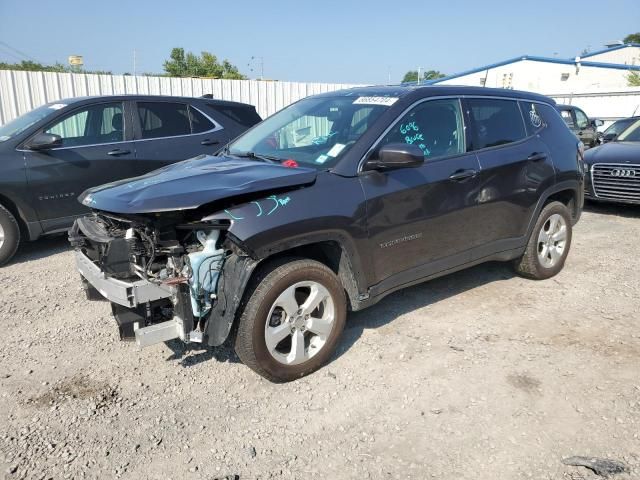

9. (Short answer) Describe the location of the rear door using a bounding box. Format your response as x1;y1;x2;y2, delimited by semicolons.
464;98;555;255
131;101;226;174
24;100;136;231
359;97;483;289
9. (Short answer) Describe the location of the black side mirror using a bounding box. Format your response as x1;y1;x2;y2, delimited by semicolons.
28;132;62;150
591;119;604;128
603;133;617;142
365;143;424;171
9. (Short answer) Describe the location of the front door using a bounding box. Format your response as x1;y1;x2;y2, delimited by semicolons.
24;101;136;232
359;98;482;291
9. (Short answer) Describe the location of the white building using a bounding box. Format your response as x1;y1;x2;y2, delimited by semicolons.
432;43;640;94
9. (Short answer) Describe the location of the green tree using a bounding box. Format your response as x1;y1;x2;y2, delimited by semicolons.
623;32;640;44
163;47;246;79
402;69;445;83
0;60;111;75
627;71;640;87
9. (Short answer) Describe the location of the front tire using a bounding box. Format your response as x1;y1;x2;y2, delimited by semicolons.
0;204;20;267
234;258;347;383
513;201;572;280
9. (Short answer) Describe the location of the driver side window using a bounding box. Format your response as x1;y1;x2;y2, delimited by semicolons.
575;109;589;129
379;99;465;159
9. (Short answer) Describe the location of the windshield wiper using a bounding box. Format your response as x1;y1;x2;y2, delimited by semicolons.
231;151;284;163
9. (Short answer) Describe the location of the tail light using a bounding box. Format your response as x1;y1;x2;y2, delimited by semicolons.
577;141;585;161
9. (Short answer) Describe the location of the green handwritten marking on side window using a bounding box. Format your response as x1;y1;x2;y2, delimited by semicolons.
399;121;430;156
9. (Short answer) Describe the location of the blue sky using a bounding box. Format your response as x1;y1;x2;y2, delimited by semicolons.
0;0;638;84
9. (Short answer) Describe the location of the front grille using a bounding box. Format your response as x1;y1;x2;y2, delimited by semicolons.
591;163;640;202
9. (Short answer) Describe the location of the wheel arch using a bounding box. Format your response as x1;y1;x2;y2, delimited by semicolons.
526;180;583;238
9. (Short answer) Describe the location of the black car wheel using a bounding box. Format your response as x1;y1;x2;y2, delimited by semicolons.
234;258;347;383
0;204;20;266
513;201;572;280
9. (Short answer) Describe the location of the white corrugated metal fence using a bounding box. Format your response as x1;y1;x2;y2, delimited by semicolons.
0;70;363;125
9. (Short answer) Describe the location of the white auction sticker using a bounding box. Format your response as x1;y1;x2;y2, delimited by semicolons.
326;143;345;158
353;96;398;106
48;103;67;110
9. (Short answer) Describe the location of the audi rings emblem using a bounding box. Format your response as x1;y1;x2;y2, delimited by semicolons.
611;169;636;177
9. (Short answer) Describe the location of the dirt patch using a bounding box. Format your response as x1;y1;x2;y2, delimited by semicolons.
507;373;542;394
26;375;118;409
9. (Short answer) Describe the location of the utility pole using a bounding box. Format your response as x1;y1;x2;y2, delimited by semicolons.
417;66;422;85
133;49;137;76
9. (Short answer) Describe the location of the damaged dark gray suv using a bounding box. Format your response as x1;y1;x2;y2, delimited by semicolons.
71;85;584;382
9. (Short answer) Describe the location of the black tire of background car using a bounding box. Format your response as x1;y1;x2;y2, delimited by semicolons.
234;257;347;383
0;204;20;267
513;201;572;280
80;275;106;301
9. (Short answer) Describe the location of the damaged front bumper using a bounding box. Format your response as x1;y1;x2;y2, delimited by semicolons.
72;214;259;350
75;249;192;347
75;249;173;308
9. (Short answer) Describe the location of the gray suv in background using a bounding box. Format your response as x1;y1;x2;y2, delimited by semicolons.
556;104;602;147
0;95;261;265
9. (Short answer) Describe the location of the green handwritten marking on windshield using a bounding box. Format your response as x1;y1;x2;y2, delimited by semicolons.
224;209;244;220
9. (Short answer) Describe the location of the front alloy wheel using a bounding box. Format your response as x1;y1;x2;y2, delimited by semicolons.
235;258;347;382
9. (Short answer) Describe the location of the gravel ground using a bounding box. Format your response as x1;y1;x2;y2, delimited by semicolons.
1;202;639;480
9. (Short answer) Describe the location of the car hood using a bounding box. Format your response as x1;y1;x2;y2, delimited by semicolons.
78;154;318;214
584;142;640;165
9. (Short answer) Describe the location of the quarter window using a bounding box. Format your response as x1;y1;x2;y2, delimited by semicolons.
575;109;589;129
378;99;465;159
520;101;546;135
45;102;124;147
467;98;526;150
189;106;215;134
137;102;191;139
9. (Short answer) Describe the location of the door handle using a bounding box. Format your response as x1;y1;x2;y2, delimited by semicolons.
201;139;220;146
449;169;478;181
527;152;547;162
107;149;131;156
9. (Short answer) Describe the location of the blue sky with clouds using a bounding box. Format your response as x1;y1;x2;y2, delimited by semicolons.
0;0;638;84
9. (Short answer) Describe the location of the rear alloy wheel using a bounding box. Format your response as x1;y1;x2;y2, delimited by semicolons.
234;258;346;382
513;201;572;280
0;204;20;267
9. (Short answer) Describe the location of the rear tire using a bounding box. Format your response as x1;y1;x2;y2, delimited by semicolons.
513;201;572;280
234;258;347;383
0;204;20;267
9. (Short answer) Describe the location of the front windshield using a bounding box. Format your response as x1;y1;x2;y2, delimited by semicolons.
616;119;640;142
0;103;63;142
604;118;634;137
229;96;392;167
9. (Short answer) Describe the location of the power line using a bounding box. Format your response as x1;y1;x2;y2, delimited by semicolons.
0;40;39;62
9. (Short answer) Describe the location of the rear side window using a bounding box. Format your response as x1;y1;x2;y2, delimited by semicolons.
137;102;190;139
468;98;526;150
188;106;215;134
520;101;547;135
208;104;261;127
